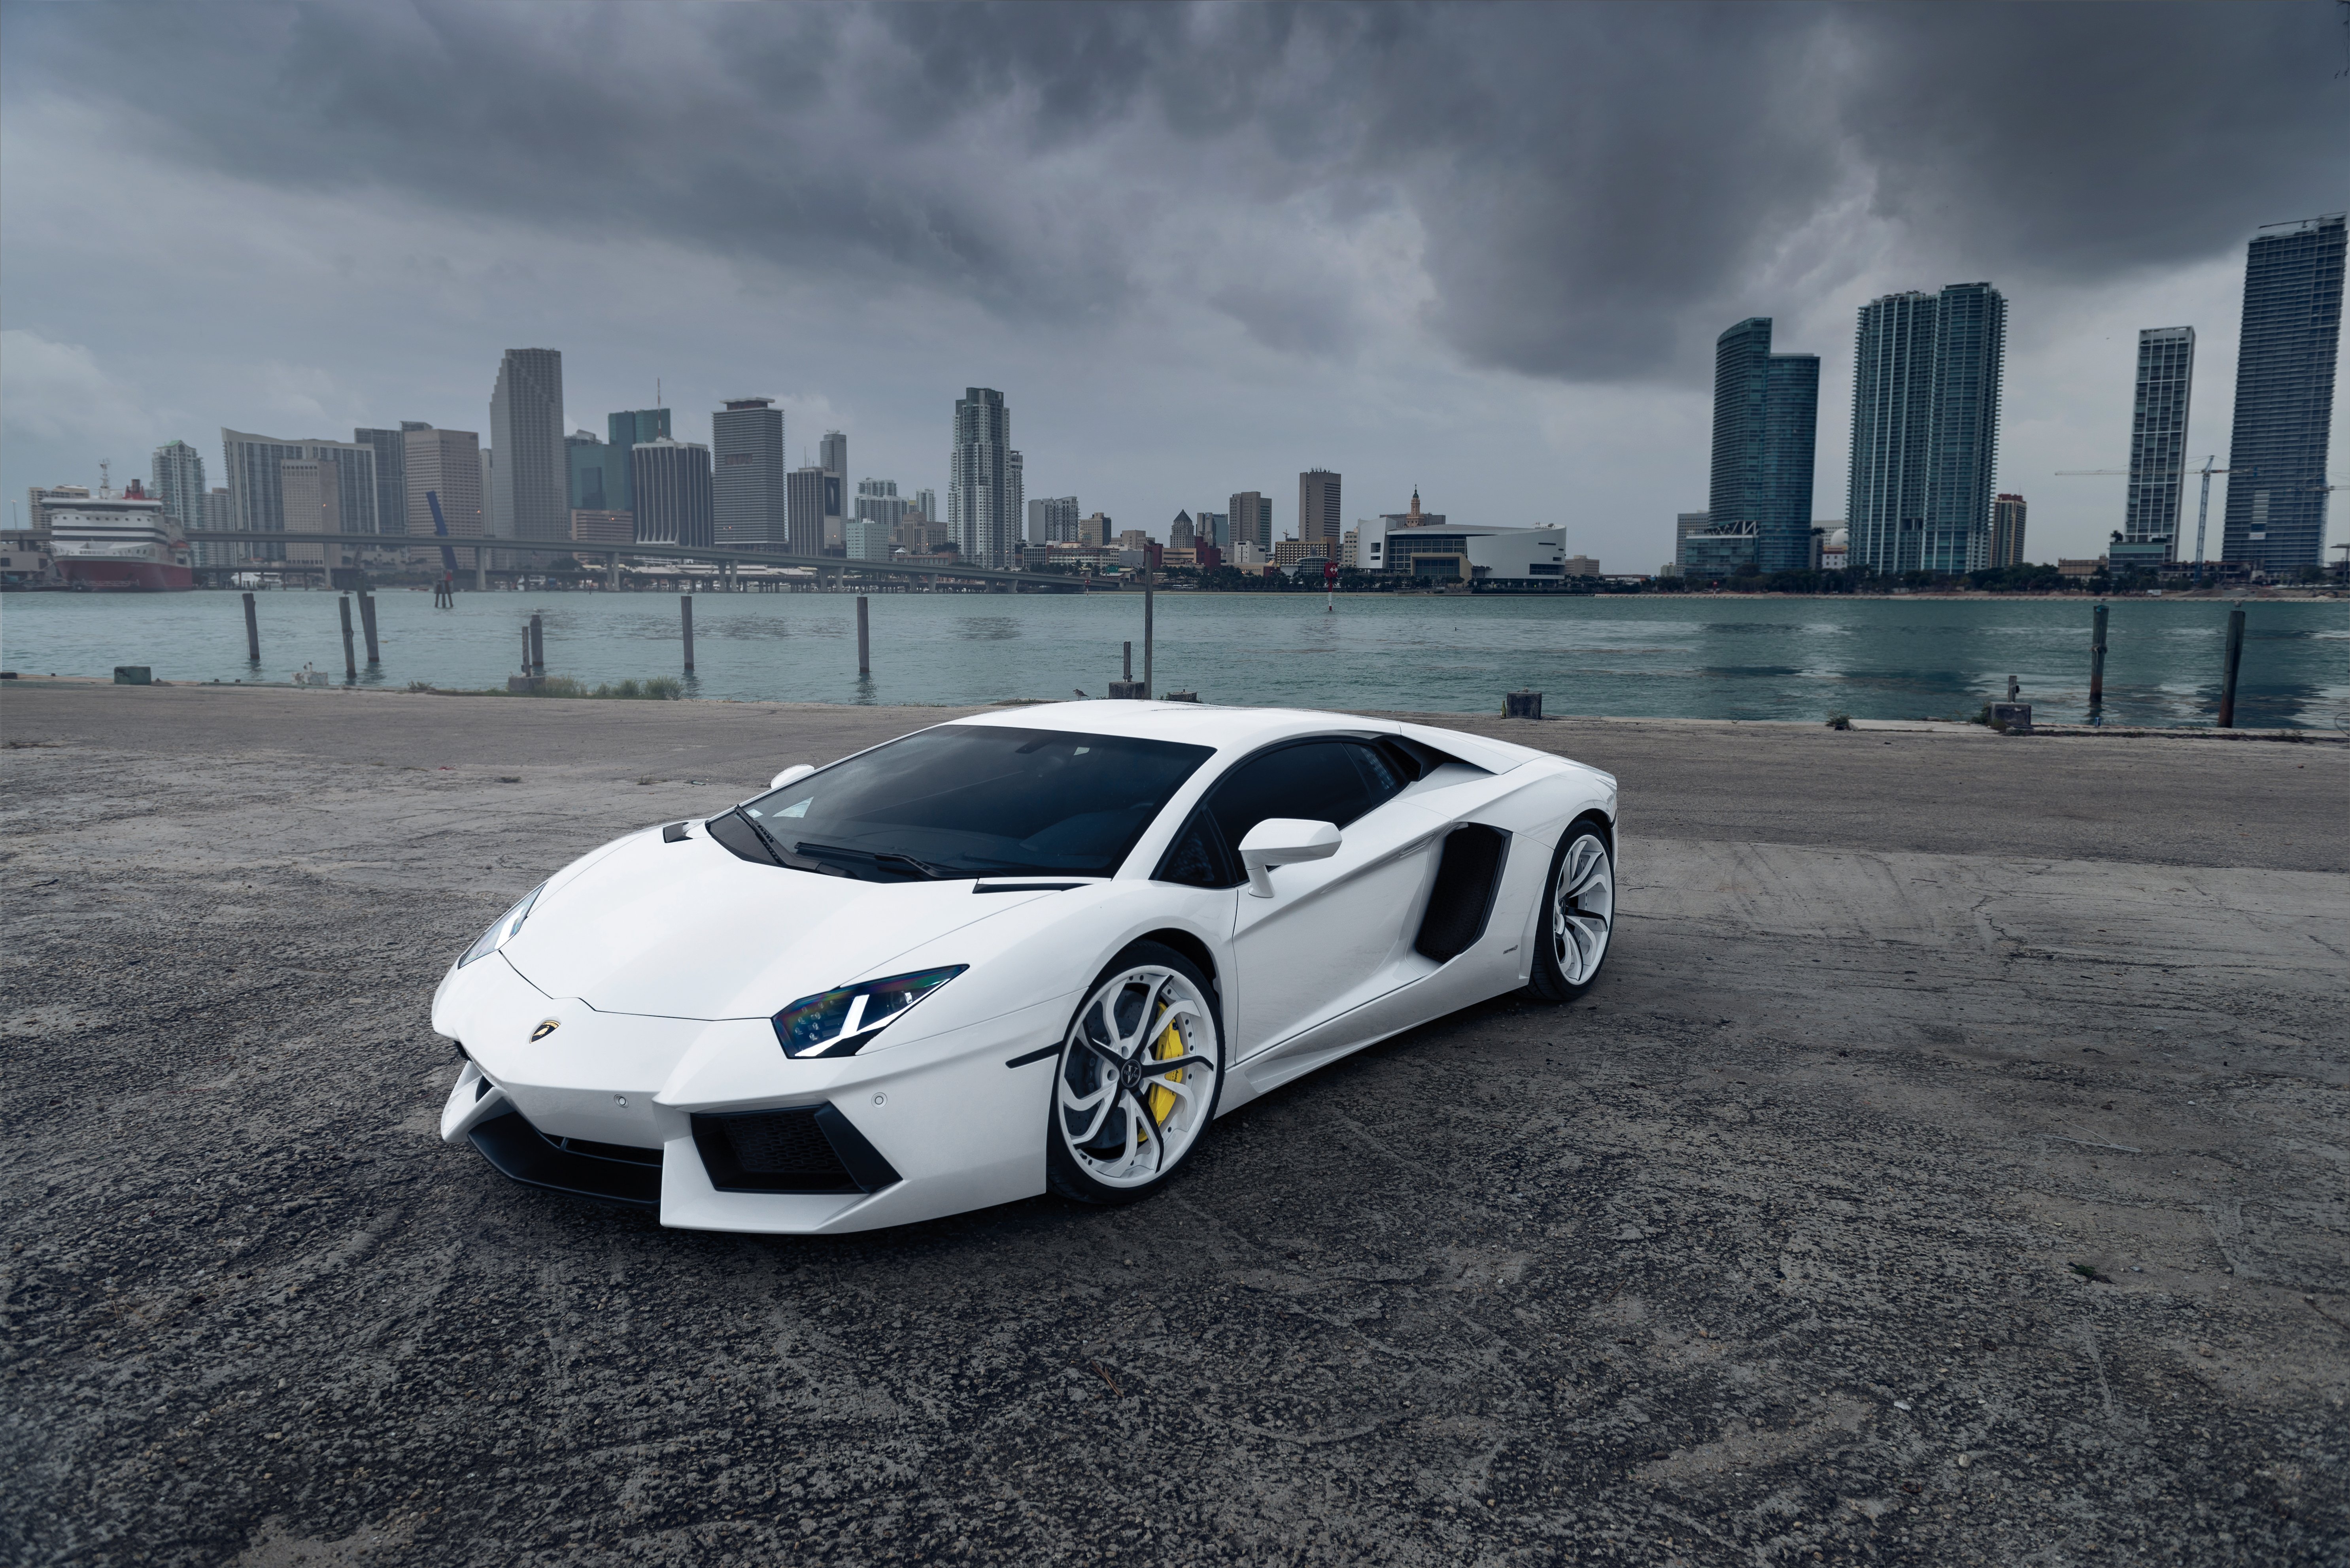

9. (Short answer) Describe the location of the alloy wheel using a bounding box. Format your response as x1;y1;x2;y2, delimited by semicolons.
1055;964;1218;1189
1550;832;1614;986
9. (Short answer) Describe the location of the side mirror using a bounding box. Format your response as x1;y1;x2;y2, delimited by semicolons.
769;763;815;792
1236;818;1341;898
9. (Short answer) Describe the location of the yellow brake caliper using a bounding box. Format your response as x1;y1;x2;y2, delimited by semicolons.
1145;1006;1184;1130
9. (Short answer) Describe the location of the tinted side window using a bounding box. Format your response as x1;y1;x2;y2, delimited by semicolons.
1207;740;1404;851
1156;809;1235;889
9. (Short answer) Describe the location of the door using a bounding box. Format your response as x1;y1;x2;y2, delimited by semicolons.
1171;739;1447;1059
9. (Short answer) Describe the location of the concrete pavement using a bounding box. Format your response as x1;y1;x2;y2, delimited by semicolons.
2;684;2344;1565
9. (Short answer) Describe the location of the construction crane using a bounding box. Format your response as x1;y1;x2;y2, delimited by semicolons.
2055;459;2254;584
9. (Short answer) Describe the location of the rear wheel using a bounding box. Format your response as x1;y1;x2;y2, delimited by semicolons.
1046;942;1224;1205
1526;820;1614;1002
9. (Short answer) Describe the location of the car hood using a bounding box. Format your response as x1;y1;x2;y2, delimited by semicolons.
497;826;1023;1021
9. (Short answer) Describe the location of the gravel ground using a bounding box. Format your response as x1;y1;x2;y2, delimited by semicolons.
3;685;2345;1566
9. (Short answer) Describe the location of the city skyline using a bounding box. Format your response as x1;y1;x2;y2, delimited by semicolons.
4;6;2344;568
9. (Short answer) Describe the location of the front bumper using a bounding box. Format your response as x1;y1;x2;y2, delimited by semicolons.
435;953;1071;1234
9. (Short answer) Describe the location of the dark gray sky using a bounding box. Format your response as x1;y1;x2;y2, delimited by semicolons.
4;1;2345;564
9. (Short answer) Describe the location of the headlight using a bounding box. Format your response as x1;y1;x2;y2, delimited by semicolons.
459;884;545;968
773;966;967;1059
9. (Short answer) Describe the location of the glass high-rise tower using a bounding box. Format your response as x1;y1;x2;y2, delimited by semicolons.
949;389;1016;568
2221;214;2344;572
713;397;786;549
1709;317;1819;574
1847;283;2007;574
605;408;673;517
2122;328;2195;564
489;349;567;547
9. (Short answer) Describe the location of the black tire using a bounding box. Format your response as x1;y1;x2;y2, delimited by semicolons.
1526;816;1616;1003
1045;940;1225;1205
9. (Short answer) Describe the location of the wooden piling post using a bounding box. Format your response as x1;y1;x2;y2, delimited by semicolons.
338;595;358;681
358;591;382;666
1124;642;1133;682
242;592;261;663
529;613;545;675
681;594;695;674
608;553;620;591
1142;570;1155;699
2216;604;2245;728
857;595;871;677
2088;602;2108;709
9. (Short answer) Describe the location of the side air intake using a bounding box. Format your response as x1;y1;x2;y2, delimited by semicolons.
691;1104;902;1195
1414;825;1511;962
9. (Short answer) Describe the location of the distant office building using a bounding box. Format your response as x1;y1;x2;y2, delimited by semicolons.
860;480;909;536
1007;451;1023;554
949;389;1018;568
1681;520;1760;580
604;408;671;515
1229;491;1273;552
787;466;829;556
276;457;349;567
1380;488;1447;532
633;438;714;549
1080;511;1113;547
1169;511;1196;550
353;425;422;538
570;510;634;547
489;348;567;547
403;426;485;566
819;430;848;546
1991;494;2028;568
1298;469;1343;553
712;397;787;550
1673;511;1711;567
914;487;936;523
1847;282;2007;574
844;517;892;562
1117;529;1154;551
1027;494;1078;543
2222;213;2345;572
481;447;499;539
219;429;380;560
565;431;612;512
1711;317;1820;574
150;440;207;536
1193;510;1230;549
2121;328;2195;565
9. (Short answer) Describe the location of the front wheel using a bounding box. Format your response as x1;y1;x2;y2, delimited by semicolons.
1526;820;1614;1002
1046;941;1224;1205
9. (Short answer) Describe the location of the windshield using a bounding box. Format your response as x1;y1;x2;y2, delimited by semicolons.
728;725;1215;881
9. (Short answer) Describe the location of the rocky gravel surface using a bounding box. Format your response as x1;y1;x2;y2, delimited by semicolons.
2;686;2344;1566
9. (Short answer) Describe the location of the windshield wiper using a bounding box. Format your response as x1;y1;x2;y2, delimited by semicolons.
730;809;844;875
792;841;965;881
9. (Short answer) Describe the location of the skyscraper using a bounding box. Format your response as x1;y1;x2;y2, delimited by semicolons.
787;466;829;557
2222;213;2345;572
2123;327;2195;563
219;429;380;559
565;430;616;513
860;480;910;534
948;389;1016;568
489;349;567;548
404;426;485;568
1991;494;2027;568
1847;283;2007;574
353;424;422;538
819;430;847;547
1297;470;1341;551
605;407;672;516
1026;495;1078;543
150;440;207;536
1229;491;1273;551
713;397;787;550
633;438;714;549
1169;511;1196;550
1710;319;1821;574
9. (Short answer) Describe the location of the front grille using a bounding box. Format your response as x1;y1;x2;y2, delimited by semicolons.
545;1133;663;1167
691;1105;902;1195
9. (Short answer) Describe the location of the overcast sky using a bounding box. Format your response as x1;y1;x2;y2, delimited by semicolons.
4;1;2346;565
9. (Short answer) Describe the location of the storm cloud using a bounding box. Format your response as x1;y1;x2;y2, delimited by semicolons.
3;1;2344;560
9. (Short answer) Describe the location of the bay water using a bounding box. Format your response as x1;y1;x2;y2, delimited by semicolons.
4;588;2344;730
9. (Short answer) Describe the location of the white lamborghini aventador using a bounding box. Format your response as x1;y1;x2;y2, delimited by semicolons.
433;701;1617;1233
